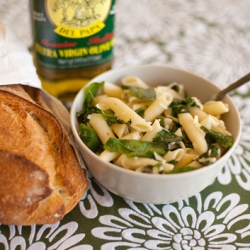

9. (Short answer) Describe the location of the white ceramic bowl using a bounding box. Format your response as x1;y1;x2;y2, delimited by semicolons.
70;64;241;204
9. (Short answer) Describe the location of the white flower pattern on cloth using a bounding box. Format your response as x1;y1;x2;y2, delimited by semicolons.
190;0;250;32
165;26;250;93
115;0;194;41
114;0;250;94
91;192;250;249
0;222;93;249
79;178;114;219
0;0;250;248
217;96;250;190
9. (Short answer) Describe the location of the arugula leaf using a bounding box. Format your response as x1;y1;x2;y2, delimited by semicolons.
155;115;164;127
181;129;193;148
138;165;155;174
153;129;183;147
168;159;178;164
169;97;198;117
169;120;181;133
104;138;168;158
76;110;87;124
103;109;131;126
197;144;220;166
77;106;102;124
166;166;197;174
122;85;156;100
84;82;104;108
138;163;164;174
135;105;148;118
171;84;181;93
79;124;102;152
77;106;131;126
201;126;233;149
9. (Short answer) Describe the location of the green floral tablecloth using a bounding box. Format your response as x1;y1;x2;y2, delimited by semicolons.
1;0;250;249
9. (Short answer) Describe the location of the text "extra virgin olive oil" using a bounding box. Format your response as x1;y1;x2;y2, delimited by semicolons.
30;0;115;106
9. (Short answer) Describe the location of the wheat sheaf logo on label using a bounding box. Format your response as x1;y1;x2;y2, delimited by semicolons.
46;0;112;38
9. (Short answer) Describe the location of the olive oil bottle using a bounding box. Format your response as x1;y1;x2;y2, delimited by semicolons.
30;0;115;106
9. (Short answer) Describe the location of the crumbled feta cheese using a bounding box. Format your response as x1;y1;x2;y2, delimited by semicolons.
199;157;216;164
192;97;203;110
174;128;182;137
194;115;199;124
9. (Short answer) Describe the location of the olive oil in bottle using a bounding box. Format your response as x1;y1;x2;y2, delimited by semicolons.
30;0;115;106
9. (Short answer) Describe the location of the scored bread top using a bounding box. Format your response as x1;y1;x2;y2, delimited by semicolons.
0;85;87;225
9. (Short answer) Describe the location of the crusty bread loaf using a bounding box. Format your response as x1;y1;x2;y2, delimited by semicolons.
0;85;88;225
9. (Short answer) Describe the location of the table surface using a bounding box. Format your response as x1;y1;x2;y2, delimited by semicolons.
1;0;250;249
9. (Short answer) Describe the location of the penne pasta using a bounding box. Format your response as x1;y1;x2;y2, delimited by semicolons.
174;152;198;168
92;94;108;106
111;124;129;138
89;113;116;144
203;101;229;116
132;102;151;111
188;106;207;122
154;153;175;172
178;113;208;155
186;160;203;168
121;131;142;140
115;154;159;170
141;119;162;142
163;148;185;162
101;97;153;132
144;93;173;122
121;76;149;88
99;150;120;162
212;124;232;136
103;82;123;98
155;86;184;100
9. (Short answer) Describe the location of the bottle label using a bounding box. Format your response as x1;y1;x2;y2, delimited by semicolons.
32;0;115;70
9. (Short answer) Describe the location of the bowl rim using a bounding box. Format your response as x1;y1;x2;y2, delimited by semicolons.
70;64;242;179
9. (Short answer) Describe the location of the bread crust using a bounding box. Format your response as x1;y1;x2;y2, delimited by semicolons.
0;86;87;225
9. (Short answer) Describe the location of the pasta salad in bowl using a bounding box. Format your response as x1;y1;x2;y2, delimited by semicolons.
70;64;241;204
